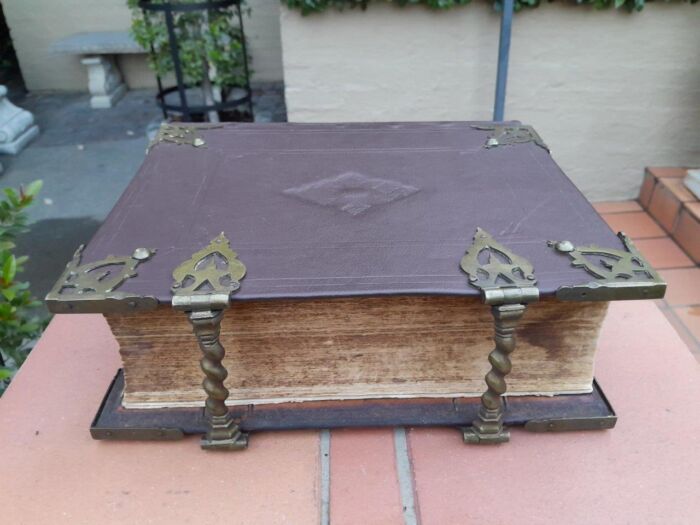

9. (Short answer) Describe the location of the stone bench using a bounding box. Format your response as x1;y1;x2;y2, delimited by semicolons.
50;31;146;109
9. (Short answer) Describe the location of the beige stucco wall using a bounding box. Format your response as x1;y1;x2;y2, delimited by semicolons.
280;3;700;201
2;0;284;91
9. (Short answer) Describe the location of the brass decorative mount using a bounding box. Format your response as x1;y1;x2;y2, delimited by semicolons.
171;232;248;451
460;227;539;306
45;245;157;314
460;228;539;445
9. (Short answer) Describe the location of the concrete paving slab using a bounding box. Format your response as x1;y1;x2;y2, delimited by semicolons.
14;90;161;148
2;137;148;222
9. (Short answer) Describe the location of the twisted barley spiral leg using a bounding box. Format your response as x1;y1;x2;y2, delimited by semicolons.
463;303;527;444
188;309;248;450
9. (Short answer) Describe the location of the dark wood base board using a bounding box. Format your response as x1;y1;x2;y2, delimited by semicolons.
91;370;617;441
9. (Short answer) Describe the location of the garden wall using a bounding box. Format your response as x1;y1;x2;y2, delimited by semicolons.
280;3;700;201
2;0;284;90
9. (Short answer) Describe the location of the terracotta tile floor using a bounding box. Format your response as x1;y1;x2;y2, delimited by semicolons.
5;302;699;524
594;201;700;360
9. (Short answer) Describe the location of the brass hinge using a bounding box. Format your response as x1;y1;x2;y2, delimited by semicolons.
45;245;158;314
548;232;666;301
171;232;248;451
459;228;540;444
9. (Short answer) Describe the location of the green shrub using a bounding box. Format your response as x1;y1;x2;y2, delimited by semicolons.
283;0;697;15
0;181;44;395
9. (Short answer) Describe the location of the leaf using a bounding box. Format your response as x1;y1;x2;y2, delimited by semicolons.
23;180;43;198
2;254;16;283
2;288;16;302
20;320;40;331
14;281;29;290
3;188;20;207
0;368;13;381
0;303;13;318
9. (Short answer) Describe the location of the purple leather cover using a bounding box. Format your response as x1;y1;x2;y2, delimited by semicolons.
82;122;618;304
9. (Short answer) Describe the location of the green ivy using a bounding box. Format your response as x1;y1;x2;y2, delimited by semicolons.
0;181;45;396
283;0;697;15
127;0;250;90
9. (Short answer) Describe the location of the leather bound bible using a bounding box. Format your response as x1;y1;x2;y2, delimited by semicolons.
110;297;607;408
46;122;664;447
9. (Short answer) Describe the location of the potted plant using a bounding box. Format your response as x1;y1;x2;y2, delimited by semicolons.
128;0;253;122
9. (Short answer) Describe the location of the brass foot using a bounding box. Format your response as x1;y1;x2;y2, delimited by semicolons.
201;414;248;451
462;405;511;444
201;433;248;451
462;427;510;445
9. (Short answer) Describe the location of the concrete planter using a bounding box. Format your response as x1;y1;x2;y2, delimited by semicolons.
280;3;700;201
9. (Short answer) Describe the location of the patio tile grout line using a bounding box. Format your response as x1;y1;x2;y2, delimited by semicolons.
669;302;700;308
658;301;700;357
394;427;420;525
602;205;698;267
320;429;330;525
644;220;700;264
635;209;698;263
629;236;677;240
595;209;643;215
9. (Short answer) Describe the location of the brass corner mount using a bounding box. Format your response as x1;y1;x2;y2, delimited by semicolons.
147;123;223;152
472;125;549;152
549;231;666;301
45;245;157;314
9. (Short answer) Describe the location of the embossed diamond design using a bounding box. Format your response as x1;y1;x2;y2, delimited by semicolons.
283;171;420;216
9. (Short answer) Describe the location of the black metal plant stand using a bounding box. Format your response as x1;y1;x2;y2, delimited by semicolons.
139;0;253;122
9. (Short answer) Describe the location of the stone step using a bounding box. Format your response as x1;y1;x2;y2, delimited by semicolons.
639;167;700;265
